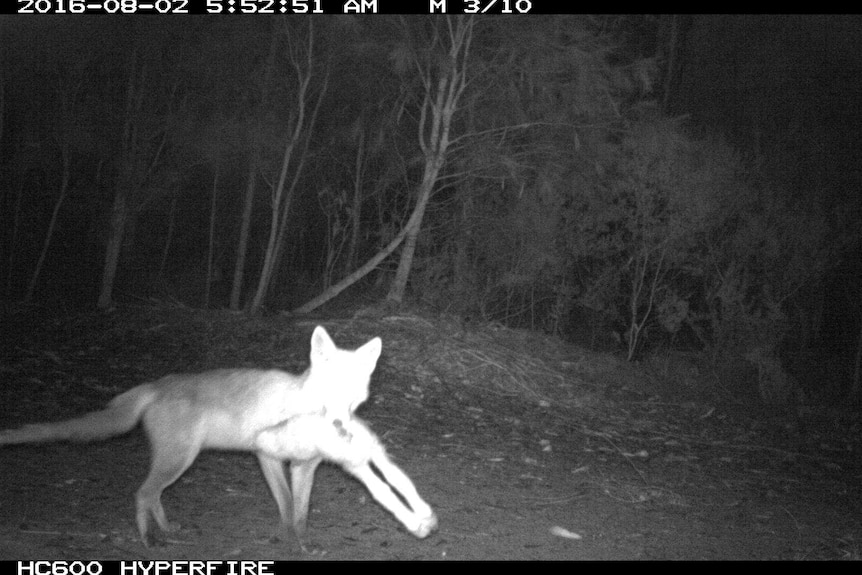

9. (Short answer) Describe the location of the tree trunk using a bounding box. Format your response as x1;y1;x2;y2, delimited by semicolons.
386;162;439;303
25;151;71;303
98;49;138;310
97;186;127;309
661;15;680;113
292;17;473;314
291;208;413;314
231;158;256;310
852;317;861;403
4;178;24;298
158;190;178;279
345;126;365;275
204;165;219;308
249;22;324;314
386;16;472;305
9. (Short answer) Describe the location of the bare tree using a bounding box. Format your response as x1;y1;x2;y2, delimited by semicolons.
158;190;178;279
203;166;219;309
230;157;256;310
230;25;279;311
4;178;23;298
24;67;84;302
853;318;861;403
97;47;173;309
386;16;473;304
248;20;328;314
24;145;70;303
344;121;366;276
292;16;474;313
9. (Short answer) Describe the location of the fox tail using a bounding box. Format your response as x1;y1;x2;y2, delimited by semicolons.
0;384;158;444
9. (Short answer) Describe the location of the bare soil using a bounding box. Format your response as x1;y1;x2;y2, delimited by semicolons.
1;306;860;560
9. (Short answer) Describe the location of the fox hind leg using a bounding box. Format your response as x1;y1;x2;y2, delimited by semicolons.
136;428;203;546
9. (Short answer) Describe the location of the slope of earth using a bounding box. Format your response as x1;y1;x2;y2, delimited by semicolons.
0;305;859;560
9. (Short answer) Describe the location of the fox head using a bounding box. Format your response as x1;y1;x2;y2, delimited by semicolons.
306;325;382;424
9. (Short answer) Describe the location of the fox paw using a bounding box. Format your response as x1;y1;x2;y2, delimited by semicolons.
141;521;184;547
141;531;170;548
299;541;326;556
410;512;438;539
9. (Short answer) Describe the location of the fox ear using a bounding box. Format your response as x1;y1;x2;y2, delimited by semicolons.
359;336;382;366
311;326;335;358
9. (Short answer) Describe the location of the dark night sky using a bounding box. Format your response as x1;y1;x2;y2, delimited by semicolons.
679;15;862;137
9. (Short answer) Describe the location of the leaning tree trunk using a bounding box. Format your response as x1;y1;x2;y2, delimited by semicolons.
249;22;324;314
386;156;444;304
386;16;472;305
293;16;473;314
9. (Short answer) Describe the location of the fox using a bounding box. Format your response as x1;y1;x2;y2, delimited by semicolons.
255;414;438;539
0;325;433;547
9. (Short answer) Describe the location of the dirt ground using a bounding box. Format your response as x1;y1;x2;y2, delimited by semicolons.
1;306;860;560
